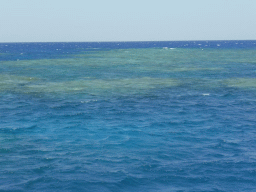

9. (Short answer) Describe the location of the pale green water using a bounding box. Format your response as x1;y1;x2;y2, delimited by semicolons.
1;48;256;96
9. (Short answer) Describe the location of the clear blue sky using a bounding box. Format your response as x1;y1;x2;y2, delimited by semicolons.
0;0;255;42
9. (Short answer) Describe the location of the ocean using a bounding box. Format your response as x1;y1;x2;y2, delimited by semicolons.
0;41;256;191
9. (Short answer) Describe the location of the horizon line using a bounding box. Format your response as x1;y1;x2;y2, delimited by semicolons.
1;39;256;44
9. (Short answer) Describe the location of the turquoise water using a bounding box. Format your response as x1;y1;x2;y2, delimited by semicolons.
1;41;256;191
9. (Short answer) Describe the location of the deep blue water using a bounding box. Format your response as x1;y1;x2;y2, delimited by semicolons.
1;41;256;191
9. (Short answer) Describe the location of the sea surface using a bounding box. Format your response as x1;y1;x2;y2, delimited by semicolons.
1;41;256;191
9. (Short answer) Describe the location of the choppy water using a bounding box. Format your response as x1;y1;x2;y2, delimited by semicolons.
1;41;256;191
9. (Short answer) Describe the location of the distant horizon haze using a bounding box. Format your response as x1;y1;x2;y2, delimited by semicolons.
1;0;255;42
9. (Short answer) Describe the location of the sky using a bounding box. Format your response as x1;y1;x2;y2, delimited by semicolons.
0;0;255;42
